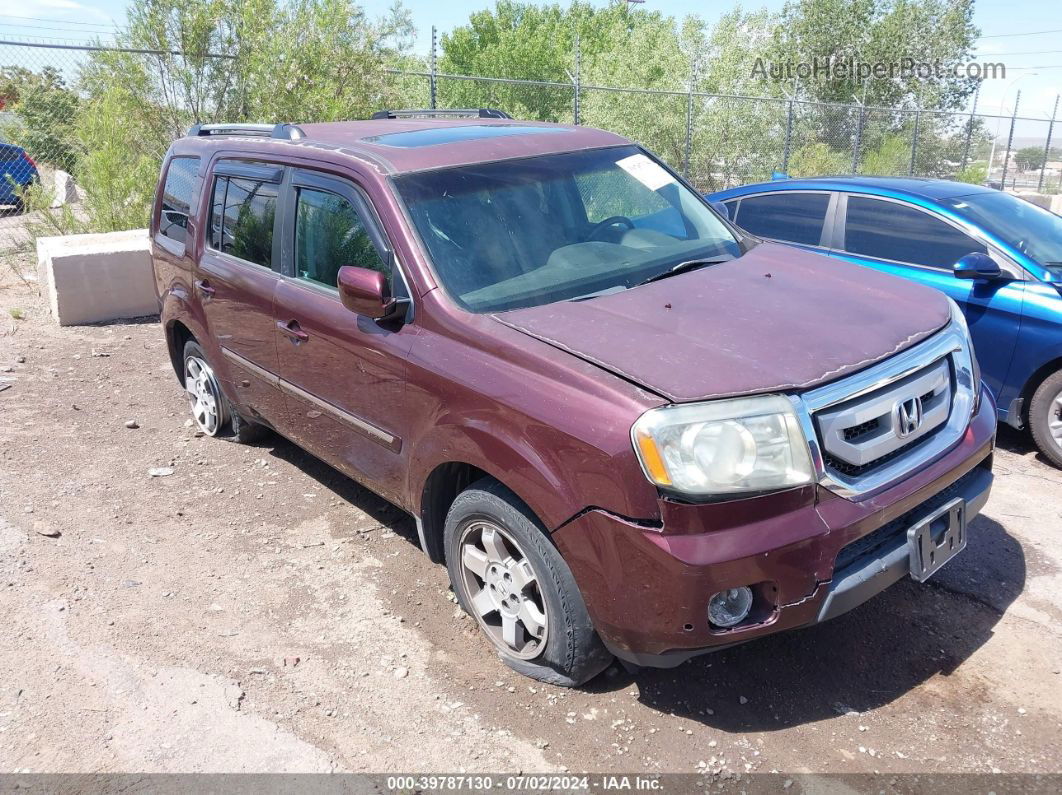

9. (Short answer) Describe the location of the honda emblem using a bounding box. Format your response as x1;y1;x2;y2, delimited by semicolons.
894;396;924;439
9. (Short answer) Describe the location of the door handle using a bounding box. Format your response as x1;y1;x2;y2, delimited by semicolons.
194;279;216;299
276;319;309;344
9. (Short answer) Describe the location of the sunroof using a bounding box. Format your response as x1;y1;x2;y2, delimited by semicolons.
364;124;567;148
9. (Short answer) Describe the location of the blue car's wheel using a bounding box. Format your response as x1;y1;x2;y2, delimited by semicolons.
1029;369;1062;469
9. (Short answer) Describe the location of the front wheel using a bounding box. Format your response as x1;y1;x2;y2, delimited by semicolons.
1028;369;1062;468
444;478;612;687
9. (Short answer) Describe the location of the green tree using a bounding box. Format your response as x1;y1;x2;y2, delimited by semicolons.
764;0;979;110
1015;146;1046;172
0;66;80;173
72;0;414;230
439;1;641;121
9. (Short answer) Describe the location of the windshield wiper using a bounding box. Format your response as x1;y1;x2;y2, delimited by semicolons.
635;256;733;287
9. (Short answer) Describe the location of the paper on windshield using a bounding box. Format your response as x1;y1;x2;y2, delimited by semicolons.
616;153;676;191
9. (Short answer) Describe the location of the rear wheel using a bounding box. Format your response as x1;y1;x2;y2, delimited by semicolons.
183;341;227;437
182;340;268;442
1028;369;1062;468
444;478;612;687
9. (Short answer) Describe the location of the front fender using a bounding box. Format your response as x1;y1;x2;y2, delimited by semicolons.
408;415;589;534
999;282;1062;422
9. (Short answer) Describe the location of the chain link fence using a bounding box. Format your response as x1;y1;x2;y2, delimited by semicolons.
2;37;1060;239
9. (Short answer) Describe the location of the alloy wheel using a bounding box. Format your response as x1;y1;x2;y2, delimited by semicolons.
458;520;549;660
184;355;225;436
1050;389;1062;450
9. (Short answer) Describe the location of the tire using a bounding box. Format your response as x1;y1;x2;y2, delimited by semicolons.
182;340;268;443
1028;369;1062;468
444;478;613;687
230;407;271;443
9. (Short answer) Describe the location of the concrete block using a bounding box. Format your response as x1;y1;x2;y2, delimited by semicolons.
36;229;156;326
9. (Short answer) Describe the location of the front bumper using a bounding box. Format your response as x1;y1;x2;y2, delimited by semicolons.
552;386;996;668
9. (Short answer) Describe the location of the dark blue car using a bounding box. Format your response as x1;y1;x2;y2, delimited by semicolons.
707;176;1062;466
0;141;39;211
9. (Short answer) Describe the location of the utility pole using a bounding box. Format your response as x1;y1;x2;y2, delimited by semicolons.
1038;94;1059;193
429;25;437;110
1000;90;1021;189
960;81;980;173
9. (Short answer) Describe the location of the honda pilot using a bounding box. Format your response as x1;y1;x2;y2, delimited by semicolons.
150;110;995;685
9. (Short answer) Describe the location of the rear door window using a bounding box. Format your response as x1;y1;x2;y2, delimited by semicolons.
210;171;279;269
731;192;830;246
158;156;199;248
843;196;986;269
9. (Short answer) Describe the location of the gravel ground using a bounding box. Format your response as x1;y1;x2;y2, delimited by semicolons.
1;256;1060;775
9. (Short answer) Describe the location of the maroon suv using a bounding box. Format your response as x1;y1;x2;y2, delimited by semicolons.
151;111;995;686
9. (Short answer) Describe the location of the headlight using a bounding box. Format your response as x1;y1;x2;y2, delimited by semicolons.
946;297;981;411
631;395;814;497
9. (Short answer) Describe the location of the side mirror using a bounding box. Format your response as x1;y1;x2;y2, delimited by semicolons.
337;265;394;318
710;200;730;221
953;252;1002;281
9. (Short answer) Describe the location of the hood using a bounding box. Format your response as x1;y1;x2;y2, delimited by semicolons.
495;243;951;402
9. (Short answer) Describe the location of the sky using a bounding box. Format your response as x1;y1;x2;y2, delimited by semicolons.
2;0;1060;120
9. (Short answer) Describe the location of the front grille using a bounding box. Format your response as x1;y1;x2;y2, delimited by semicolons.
843;418;880;442
824;436;927;477
814;357;953;481
834;464;982;572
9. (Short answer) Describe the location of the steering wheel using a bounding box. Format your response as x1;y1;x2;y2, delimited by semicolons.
586;215;635;241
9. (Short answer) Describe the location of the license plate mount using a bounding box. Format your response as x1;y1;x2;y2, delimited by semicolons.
907;497;967;583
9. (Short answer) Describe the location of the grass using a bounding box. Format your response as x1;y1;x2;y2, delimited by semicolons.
8;307;25;320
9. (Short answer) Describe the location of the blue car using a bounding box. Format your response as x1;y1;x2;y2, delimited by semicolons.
707;176;1062;466
0;141;39;212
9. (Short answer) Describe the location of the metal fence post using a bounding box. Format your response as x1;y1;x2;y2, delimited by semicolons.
1038;94;1059;193
573;35;581;125
429;25;437;110
851;102;865;174
1001;90;1020;189
960;82;980;172
909;108;921;175
684;56;697;179
782;99;794;173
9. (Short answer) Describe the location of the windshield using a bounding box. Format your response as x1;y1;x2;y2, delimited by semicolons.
393;146;742;312
943;191;1062;277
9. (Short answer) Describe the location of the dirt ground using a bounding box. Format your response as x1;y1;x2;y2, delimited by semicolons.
1;250;1061;776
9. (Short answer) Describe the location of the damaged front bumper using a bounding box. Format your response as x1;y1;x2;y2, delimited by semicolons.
552;387;996;668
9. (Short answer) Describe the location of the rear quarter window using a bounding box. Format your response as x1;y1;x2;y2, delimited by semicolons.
157;156;200;248
732;192;830;246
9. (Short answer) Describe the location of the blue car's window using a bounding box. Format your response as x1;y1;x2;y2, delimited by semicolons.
943;191;1062;276
843;196;985;269
731;192;830;246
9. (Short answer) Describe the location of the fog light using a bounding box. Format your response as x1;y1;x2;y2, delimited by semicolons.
708;586;753;628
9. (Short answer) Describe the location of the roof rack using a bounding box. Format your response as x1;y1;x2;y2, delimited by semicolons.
370;108;513;120
186;123;306;141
